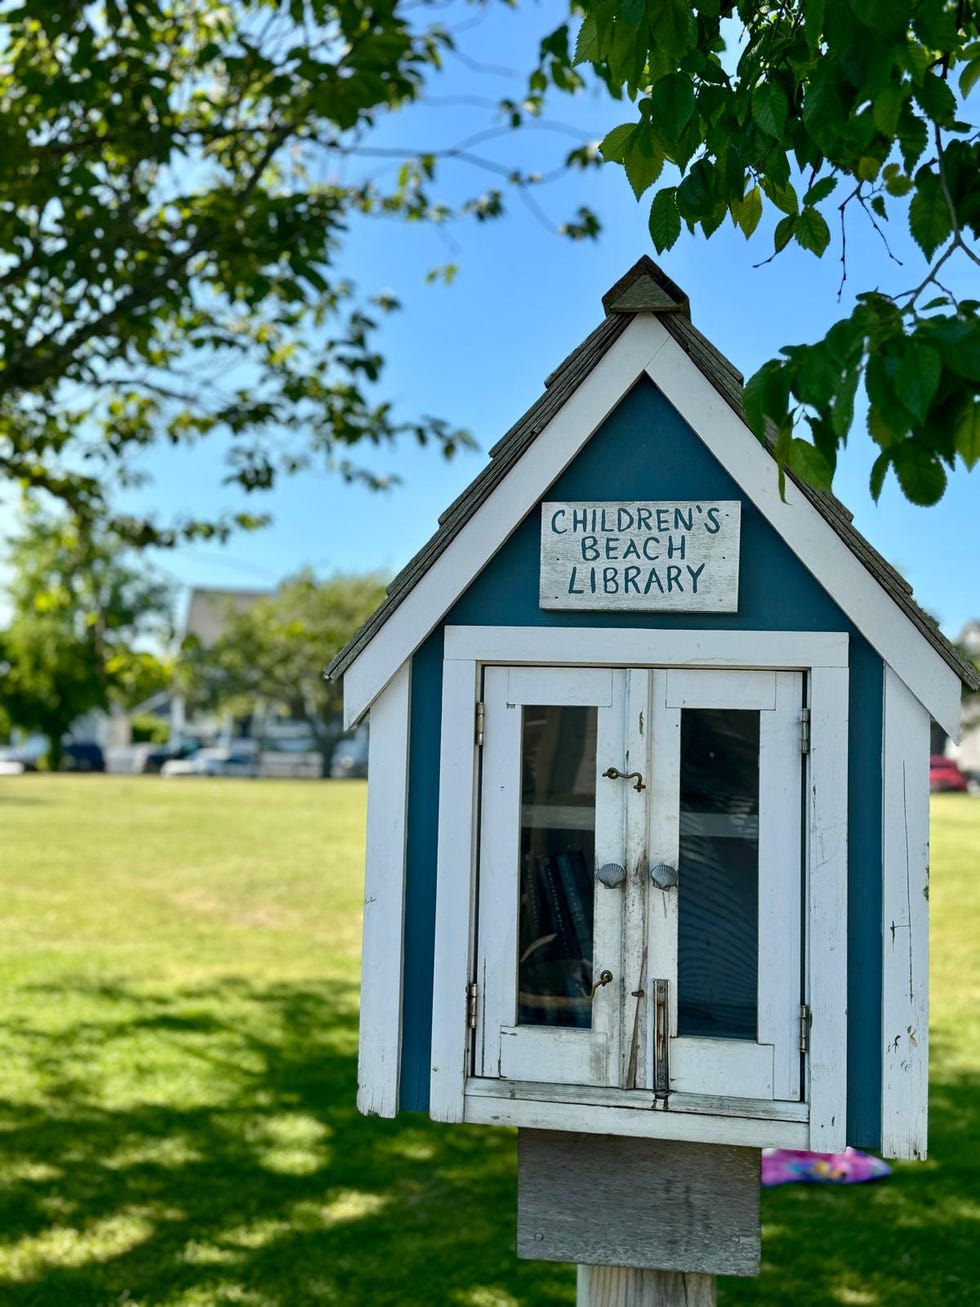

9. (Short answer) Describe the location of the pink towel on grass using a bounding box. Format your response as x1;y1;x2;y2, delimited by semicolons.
762;1147;891;1186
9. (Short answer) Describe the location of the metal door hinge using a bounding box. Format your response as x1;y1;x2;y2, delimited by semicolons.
475;701;485;747
800;1003;811;1054
800;708;811;755
467;981;479;1029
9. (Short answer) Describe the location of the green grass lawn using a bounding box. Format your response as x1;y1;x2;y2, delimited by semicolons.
0;778;976;1306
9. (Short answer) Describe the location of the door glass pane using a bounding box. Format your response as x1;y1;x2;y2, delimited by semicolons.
677;708;760;1040
518;705;597;1028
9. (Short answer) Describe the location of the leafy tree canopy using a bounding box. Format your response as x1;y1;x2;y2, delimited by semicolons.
536;0;980;505
0;508;173;763
177;569;387;753
0;1;599;547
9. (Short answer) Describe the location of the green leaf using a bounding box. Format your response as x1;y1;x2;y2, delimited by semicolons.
623;125;664;199
930;319;980;382
897;101;929;172
883;170;912;197
909;173;953;258
773;213;798;252
954;401;980;469
893;343;942;423
803;0;826;55
648;187;681;251
760;176;798;215
914;72;956;127
676;160;716;220
832;365;861;438
892;442;947;505
869;449;891;500
788;437;834;490
872;83;905;137
650;0;698;56
743;360;791;440
573;15;599;65
649;74;696;142
795;207;831;256
856;155;881;182
752;82;788;138
959;57;980;99
600;123;635;164
731;185;763;238
803;176;837;207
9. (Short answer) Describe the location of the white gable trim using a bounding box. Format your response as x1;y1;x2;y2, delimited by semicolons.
343;315;959;735
343;316;670;728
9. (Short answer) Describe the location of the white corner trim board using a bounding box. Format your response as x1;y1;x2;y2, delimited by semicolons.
429;656;482;1123
805;665;849;1152
356;660;411;1119
880;666;930;1160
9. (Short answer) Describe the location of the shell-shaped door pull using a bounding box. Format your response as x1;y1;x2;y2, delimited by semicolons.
597;862;626;889
649;862;679;890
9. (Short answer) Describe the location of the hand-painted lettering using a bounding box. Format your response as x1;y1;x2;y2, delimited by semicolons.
540;501;739;611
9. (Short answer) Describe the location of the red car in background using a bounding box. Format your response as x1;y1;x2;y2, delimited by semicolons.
929;755;969;793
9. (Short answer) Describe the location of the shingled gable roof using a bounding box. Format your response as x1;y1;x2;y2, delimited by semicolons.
326;257;979;715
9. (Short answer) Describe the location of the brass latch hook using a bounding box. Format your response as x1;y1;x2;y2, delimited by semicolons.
603;766;645;793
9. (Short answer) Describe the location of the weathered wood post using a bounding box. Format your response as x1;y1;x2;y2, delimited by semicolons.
327;257;977;1298
577;1267;715;1307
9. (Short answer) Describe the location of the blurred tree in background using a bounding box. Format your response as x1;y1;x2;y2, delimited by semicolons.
177;570;386;757
0;0;599;547
0;509;173;766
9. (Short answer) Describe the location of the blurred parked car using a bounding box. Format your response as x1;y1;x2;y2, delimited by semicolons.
161;745;257;778
329;730;368;779
61;741;105;772
137;741;200;774
929;754;968;793
0;746;36;774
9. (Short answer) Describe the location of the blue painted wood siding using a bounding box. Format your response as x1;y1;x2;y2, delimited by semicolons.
399;376;884;1148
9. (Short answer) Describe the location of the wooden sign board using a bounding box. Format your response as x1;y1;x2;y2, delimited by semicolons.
540;501;740;612
517;1130;760;1276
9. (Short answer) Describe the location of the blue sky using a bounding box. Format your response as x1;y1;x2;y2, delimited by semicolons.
5;3;978;639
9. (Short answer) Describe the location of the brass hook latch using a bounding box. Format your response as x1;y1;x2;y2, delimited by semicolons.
603;766;645;793
590;969;614;997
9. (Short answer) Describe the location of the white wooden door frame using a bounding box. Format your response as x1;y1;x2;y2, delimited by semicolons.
650;668;803;1102
477;666;625;1087
429;627;849;1150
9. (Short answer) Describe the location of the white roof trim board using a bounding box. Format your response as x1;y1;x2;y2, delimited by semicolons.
329;261;973;738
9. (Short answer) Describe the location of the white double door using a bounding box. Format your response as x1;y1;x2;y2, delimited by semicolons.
475;664;804;1103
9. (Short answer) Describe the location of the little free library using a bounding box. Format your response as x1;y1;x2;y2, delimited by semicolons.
327;258;978;1289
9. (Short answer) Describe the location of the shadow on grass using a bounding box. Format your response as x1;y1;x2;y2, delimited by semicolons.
0;979;574;1307
722;1029;979;1307
0;988;975;1307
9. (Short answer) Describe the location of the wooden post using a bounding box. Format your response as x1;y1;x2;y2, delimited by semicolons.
577;1266;716;1307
